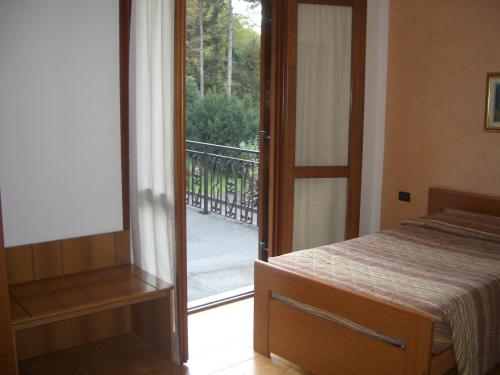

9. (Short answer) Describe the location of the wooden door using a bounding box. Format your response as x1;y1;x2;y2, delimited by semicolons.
268;0;367;256
257;0;272;262
174;0;188;363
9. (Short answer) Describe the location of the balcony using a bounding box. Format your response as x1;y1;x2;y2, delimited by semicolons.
186;140;259;307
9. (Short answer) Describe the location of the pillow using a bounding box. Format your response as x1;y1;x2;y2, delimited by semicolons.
443;208;500;227
402;209;500;244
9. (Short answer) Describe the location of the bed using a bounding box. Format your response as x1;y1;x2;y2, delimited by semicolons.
253;188;500;375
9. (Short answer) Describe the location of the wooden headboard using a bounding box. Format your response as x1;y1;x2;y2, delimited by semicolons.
428;188;500;217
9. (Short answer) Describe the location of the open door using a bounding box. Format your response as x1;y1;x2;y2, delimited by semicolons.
266;0;367;256
257;0;272;262
174;0;188;363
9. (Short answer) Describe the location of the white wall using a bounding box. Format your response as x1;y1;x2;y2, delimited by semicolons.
0;0;123;247
359;0;389;235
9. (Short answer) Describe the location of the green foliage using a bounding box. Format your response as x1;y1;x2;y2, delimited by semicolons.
186;83;259;148
187;0;260;100
186;0;261;146
232;16;260;104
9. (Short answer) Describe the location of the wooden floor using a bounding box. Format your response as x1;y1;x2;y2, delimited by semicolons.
186;298;311;375
18;297;500;374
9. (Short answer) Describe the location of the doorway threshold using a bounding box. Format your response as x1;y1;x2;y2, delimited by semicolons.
188;285;254;313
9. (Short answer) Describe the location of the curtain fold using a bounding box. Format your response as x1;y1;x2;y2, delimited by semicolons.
295;4;352;167
129;0;179;362
292;4;353;251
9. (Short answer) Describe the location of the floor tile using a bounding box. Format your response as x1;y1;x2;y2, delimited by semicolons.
187;341;255;375
210;368;243;375
186;298;314;375
188;299;253;356
232;354;289;375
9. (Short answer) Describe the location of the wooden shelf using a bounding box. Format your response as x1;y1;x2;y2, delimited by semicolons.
18;333;186;375
10;265;173;331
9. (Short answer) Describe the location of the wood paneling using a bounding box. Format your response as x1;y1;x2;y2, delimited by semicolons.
115;229;131;264
5;246;33;285
68;272;123;302
33;241;62;280
62;237;91;274
10;283;63;318
15;307;131;360
131;296;173;360
38;278;94;309
0;197;18;374
96;267;155;295
18;334;187;375
6;230;132;288
9;296;30;324
121;264;172;290
90;233;116;269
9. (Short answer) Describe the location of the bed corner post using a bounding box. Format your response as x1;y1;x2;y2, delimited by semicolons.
404;314;433;375
253;261;270;357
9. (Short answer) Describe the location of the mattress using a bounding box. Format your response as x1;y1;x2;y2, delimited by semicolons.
269;209;500;375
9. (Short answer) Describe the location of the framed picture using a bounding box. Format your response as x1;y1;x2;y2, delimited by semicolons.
485;72;500;132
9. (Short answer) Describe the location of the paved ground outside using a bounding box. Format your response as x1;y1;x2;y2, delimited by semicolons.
187;206;258;302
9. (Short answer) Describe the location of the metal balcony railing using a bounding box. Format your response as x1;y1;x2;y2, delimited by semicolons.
185;140;259;226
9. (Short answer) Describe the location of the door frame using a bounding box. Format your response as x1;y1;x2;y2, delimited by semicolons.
267;0;367;256
174;0;188;364
174;0;278;361
257;0;273;262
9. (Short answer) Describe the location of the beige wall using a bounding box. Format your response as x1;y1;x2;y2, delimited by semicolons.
381;0;500;228
360;0;389;235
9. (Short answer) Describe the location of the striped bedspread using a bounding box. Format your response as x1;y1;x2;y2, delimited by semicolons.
269;210;500;375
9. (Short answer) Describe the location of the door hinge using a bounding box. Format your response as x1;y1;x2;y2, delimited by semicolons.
259;241;269;262
259;130;271;141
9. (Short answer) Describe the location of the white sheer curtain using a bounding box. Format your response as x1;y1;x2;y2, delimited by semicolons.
295;4;352;167
129;0;179;361
293;4;352;251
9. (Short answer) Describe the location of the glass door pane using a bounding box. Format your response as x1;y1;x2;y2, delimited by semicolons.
295;4;352;167
293;178;347;251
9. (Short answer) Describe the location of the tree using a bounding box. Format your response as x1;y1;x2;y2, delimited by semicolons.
186;89;259;147
232;17;260;104
198;0;205;96
226;0;233;96
187;0;260;102
186;0;261;146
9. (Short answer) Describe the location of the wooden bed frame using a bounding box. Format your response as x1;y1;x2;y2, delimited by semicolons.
254;188;500;375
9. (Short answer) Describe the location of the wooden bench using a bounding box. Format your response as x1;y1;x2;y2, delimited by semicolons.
8;264;174;361
0;219;175;369
9;264;172;329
